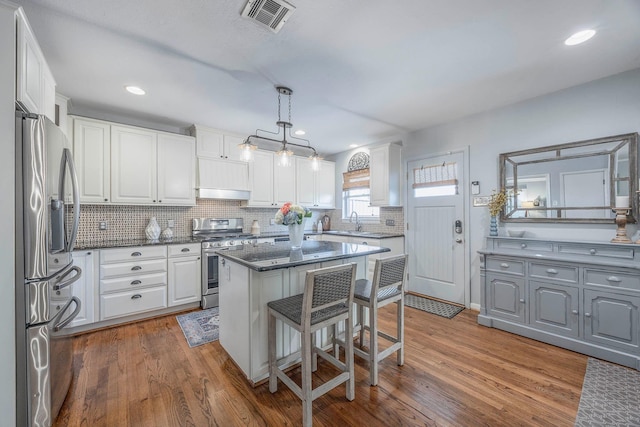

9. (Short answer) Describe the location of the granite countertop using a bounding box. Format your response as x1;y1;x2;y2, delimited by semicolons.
74;236;200;250
216;240;390;272
254;230;404;239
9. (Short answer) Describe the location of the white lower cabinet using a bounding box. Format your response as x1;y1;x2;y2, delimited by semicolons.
168;243;201;306
320;234;404;278
99;246;168;320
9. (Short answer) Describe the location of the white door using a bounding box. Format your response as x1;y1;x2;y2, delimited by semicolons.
407;151;467;304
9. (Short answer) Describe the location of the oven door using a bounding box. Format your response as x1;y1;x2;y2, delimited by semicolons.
202;249;219;308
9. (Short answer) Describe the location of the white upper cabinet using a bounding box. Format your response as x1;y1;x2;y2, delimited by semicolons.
157;133;196;205
111;125;158;204
246;150;276;206
72;117;196;206
370;143;402;207
295;158;336;209
191;124;246;161
73;117;111;203
16;9;56;121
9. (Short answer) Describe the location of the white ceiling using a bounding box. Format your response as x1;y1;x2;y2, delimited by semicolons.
15;0;640;155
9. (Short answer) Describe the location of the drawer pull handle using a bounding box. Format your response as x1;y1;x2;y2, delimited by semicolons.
521;243;527;249
131;294;142;299
131;252;142;257
607;276;622;283
589;249;596;255
131;280;141;285
131;266;142;271
519;299;525;303
546;269;558;275
181;248;190;252
585;312;591;317
500;263;510;268
571;310;578;315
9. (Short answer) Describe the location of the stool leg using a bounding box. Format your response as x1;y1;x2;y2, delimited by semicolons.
344;318;355;401
397;298;404;366
369;303;378;386
332;323;339;358
358;304;365;348
301;329;313;427
311;331;318;372
268;311;277;393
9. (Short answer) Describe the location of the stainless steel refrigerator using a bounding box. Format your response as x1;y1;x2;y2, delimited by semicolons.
15;111;82;427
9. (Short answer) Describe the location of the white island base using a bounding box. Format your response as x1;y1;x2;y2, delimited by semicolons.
218;255;367;385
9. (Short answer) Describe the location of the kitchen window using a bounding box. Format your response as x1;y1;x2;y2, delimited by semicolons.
341;167;379;220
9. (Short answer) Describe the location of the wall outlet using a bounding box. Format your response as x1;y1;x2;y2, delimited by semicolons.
99;221;108;230
269;218;276;225
385;219;395;226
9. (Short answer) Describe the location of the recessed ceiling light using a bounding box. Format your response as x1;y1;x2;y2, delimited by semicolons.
294;129;306;136
349;144;359;148
564;29;596;46
125;85;146;95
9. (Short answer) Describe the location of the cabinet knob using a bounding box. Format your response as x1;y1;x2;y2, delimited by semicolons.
131;280;141;285
606;276;622;283
500;263;510;268
521;243;527;249
131;266;142;271
158;200;162;203
131;252;142;257
153;200;156;202
519;298;525;303
589;249;596;255
104;198;108;202
131;294;142;299
546;269;558;275
571;310;578;315
585;312;591;317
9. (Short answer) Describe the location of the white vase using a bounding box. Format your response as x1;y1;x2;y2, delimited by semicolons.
145;217;161;240
161;226;173;240
288;219;306;249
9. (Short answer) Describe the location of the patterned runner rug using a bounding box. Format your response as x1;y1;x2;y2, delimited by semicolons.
176;308;220;347
574;358;640;426
404;294;464;319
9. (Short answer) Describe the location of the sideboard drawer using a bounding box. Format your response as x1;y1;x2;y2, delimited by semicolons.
529;262;579;283
100;286;167;320
494;239;553;253
557;243;635;260
584;269;640;291
485;257;525;276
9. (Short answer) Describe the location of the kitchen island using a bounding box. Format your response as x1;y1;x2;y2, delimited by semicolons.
216;240;390;384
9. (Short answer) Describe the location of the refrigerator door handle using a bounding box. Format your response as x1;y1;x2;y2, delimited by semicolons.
53;296;81;332
53;265;82;291
59;148;80;252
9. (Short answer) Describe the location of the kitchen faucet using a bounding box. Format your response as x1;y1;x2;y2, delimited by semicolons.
349;211;362;231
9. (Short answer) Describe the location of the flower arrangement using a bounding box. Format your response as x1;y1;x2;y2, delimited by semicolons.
488;188;508;217
275;202;312;225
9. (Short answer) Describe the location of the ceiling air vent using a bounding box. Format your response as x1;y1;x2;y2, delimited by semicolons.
241;0;296;34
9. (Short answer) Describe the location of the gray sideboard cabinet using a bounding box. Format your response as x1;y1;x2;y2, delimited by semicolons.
478;237;640;370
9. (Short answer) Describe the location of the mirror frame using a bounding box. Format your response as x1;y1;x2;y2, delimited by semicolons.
499;133;639;224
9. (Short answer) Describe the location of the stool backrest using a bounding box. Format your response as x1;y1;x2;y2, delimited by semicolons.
303;263;357;325
371;254;408;300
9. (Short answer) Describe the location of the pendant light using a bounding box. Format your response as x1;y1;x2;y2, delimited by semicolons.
240;85;322;170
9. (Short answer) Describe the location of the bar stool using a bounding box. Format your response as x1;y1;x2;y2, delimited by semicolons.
267;263;357;427
338;254;407;386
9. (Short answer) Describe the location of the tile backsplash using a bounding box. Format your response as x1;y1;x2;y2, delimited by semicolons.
76;200;404;246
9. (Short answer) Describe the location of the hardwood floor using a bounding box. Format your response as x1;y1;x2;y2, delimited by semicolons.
54;306;587;426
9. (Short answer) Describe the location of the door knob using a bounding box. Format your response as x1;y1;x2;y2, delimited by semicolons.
455;238;463;243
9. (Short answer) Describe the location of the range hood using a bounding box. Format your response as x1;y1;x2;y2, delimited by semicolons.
197;188;250;200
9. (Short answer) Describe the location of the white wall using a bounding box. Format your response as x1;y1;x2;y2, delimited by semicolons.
0;2;17;425
404;68;640;306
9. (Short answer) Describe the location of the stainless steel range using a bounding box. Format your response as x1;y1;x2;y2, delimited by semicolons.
193;218;255;308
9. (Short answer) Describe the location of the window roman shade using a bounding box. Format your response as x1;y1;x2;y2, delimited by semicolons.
412;162;458;188
342;168;370;190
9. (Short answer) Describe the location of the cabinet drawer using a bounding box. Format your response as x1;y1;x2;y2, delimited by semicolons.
557;243;635;260
101;272;167;294
100;286;167;320
494;239;553;253
485;257;525;276
101;246;167;263
584;269;640;291
100;258;167;279
529;262;578;283
168;243;201;257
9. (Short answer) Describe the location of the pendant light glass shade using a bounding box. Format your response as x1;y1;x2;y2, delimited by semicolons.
238;138;258;161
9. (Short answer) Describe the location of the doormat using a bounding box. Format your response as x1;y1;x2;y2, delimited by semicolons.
574;358;640;426
176;308;219;348
404;294;464;319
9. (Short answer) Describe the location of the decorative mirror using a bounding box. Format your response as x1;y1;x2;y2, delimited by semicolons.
500;133;639;223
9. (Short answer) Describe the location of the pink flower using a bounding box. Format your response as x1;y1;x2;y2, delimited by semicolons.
281;202;291;215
